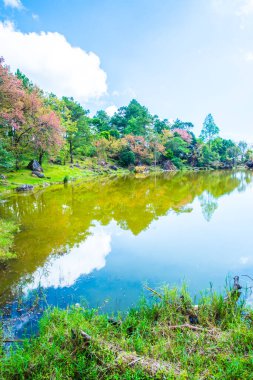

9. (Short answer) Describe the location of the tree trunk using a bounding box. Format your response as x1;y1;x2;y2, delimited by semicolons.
15;157;19;171
38;152;44;166
70;140;73;164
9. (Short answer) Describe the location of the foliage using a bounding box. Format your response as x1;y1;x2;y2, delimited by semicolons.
119;148;135;166
0;59;64;169
0;57;251;173
200;114;220;145
111;99;152;136
171;118;194;131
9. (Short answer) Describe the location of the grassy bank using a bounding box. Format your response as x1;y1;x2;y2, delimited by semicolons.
0;219;19;263
0;161;131;194
1;286;253;379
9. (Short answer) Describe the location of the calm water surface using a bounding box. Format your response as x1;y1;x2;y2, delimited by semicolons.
0;171;253;336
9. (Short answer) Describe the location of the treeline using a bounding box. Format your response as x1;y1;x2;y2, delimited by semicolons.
0;57;252;171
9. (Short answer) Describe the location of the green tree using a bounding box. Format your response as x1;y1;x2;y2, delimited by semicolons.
152;115;170;134
238;141;248;162
198;144;219;167
171;118;194;131
119;148;135;167
200;114;219;147
15;69;35;92
92;110;111;133
111;99;152;136
0;140;14;169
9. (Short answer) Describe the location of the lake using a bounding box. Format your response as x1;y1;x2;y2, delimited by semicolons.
0;170;253;336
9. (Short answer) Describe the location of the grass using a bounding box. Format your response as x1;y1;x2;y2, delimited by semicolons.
1;286;253;379
0;219;19;263
0;161;130;194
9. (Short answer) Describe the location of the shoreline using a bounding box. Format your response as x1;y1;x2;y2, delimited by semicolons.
0;162;249;197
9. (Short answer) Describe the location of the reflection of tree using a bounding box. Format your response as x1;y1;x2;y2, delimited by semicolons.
0;170;252;304
199;191;218;222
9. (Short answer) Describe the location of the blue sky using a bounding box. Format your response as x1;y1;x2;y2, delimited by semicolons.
1;0;253;141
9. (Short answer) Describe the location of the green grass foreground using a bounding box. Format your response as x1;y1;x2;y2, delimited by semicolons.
0;219;19;263
1;287;253;379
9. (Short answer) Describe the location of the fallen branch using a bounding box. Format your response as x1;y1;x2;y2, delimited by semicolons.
2;338;24;343
76;329;180;376
168;323;214;333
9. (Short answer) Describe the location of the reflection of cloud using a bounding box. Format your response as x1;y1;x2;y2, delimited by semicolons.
240;256;250;264
25;231;111;290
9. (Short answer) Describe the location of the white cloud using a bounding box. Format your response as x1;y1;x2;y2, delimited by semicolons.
212;0;253;16
237;0;253;15
240;256;250;264
245;52;253;60
32;13;39;20
0;21;107;103
25;231;111;290
106;105;117;116
3;0;23;9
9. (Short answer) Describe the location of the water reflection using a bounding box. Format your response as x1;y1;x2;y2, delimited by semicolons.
25;230;111;291
199;192;218;222
0;170;252;315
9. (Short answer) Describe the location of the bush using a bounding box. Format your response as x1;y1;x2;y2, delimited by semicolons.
119;149;135;167
171;157;185;169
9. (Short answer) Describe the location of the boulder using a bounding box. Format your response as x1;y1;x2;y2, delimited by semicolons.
73;163;81;168
109;165;118;171
163;160;177;171
27;160;43;172
222;163;233;170
246;161;253;169
0;174;6;180
16;184;34;192
49;158;62;165
32;171;45;178
135;166;149;174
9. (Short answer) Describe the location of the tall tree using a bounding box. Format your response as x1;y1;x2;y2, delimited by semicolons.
111;99;152;136
171;118;194;131
62;97;90;163
238;141;248;162
200;114;219;147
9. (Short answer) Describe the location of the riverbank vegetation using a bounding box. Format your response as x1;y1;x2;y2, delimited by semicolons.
0;219;19;263
1;285;253;379
1;57;253;185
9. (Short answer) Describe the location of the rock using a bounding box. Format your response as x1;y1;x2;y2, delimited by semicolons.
98;160;107;167
50;158;62;165
163;160;177;171
32;171;45;178
109;165;118;171
16;184;34;192
222;163;233;170
27;160;43;172
246;161;253;169
73;163;81;168
135;166;149;174
0;174;6;180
